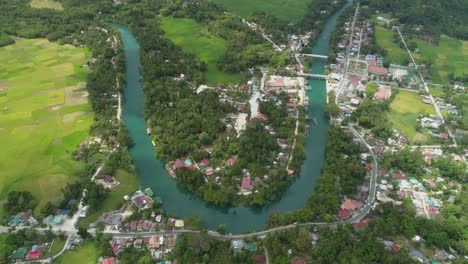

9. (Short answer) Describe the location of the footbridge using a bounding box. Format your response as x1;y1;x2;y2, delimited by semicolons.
297;72;328;79
298;53;328;59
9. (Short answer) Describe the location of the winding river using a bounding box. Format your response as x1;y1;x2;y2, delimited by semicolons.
114;1;351;233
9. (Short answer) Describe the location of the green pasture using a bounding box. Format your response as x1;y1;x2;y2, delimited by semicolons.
160;17;241;86
412;35;468;83
54;242;98;264
428;85;445;97
45;238;66;258
78;169;139;228
30;0;63;10
375;26;408;65
210;0;310;22
0;38;91;217
387;90;435;142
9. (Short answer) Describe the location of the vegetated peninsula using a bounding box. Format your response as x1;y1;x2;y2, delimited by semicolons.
135;0;346;206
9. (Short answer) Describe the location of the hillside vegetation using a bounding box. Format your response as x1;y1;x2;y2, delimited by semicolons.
210;0;311;22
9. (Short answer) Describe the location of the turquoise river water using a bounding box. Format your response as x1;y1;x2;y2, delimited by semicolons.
114;1;351;233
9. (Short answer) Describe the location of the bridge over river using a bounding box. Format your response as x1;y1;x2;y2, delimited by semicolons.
114;0;353;234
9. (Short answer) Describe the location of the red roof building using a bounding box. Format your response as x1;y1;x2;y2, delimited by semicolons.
392;245;401;252
241;176;253;190
26;251;41;260
201;158;210;166
187;164;196;170
226;157;236;165
342;199;357;210
354;220;369;228
429;205;439;214
364;162;372;170
338;209;351;219
394;172;406;180
101;257;116;264
256;114;268;121
252;254;267;264
173;159;184;170
380;168;388;175
368;59;388;75
424;179;436;188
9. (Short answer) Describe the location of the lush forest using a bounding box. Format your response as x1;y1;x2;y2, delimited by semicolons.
267;124;366;226
361;0;468;40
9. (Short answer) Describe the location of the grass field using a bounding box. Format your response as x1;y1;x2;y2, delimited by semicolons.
429;85;445;97
45;238;66;258
78;169;139;228
375;26;409;65
30;0;63;10
0;38;91;217
388;90;435;142
412;35;468;83
54;242;98;264
210;0;310;22
160;17;241;86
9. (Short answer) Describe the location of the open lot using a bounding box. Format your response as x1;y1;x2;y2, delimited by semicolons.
0;38;91;216
388;90;435;143
30;0;63;10
160;17;241;86
412;35;468;83
375;26;409;65
78;169;139;228
54;242;97;264
210;0;310;22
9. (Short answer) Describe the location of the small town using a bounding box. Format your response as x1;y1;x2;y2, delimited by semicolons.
0;0;466;264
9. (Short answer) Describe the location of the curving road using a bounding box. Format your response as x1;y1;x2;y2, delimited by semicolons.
102;123;378;240
0;123;378;242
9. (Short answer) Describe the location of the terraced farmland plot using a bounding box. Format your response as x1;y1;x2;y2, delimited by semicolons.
0;38;92;216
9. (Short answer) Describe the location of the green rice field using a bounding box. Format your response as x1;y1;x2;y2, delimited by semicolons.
54;242;98;264
388;90;435;143
375;26;409;65
30;0;63;10
160;17;241;86
412;35;468;83
210;0;310;22
0;38;92;216
375;26;467;83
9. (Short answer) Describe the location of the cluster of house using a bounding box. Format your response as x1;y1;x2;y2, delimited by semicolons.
339;83;392;115
435;98;460;116
124;188;159;210
379;236;458;263
8;210;38;227
288;32;313;52
43;202;79;226
11;245;48;261
108;235;177;261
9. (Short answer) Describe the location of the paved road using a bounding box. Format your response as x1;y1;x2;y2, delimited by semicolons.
1;122;378;241
335;2;360;102
100;123;378;240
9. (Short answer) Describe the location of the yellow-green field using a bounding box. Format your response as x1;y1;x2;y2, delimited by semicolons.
54;242;98;264
375;26;409;65
388;90;435;142
160;17;241;86
0;38;92;216
30;0;63;10
374;26;468;83
412;35;468;83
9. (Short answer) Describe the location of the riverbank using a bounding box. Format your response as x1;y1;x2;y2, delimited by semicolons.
117;0;352;233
